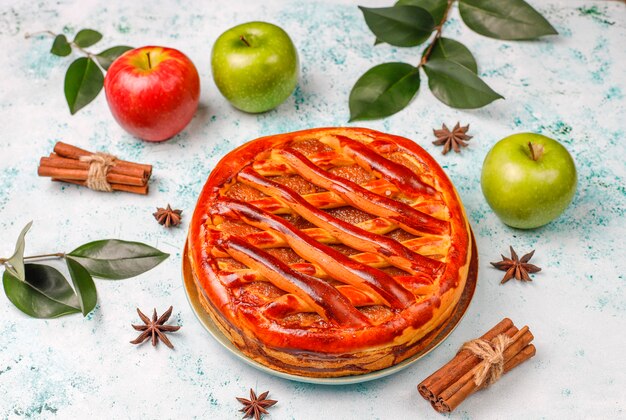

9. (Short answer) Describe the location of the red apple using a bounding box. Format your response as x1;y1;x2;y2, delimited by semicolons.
104;46;200;142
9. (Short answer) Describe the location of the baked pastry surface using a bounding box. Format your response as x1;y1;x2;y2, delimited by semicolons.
188;127;471;377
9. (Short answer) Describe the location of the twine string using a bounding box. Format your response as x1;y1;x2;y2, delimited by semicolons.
461;334;512;386
79;152;117;192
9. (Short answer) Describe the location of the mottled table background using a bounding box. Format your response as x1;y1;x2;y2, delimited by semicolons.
1;0;624;418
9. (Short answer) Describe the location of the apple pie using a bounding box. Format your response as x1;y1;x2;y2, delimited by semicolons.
188;127;472;377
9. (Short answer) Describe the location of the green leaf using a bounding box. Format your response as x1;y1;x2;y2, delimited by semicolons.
349;62;420;121
50;34;71;57
427;37;478;73
424;58;503;108
66;258;97;316
95;45;133;70
359;5;435;47
73;29;103;48
3;264;80;319
67;239;169;280
64;57;104;115
3;222;32;282
396;0;448;23
459;0;558;40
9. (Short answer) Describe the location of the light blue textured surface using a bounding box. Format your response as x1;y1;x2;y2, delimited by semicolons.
0;0;625;418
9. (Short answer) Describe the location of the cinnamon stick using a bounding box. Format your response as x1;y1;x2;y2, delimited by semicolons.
418;319;536;413
53;141;152;177
437;327;534;411
38;141;153;195
429;325;519;400
418;318;515;401
38;164;145;187
434;343;536;413
504;344;536;372
53;178;149;195
43;155;147;180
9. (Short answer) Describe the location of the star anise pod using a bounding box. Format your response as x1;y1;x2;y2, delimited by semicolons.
490;246;542;284
130;306;181;349
236;389;277;420
432;122;473;155
153;204;182;227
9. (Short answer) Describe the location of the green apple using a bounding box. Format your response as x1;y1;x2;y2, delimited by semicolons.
211;21;298;113
481;133;577;229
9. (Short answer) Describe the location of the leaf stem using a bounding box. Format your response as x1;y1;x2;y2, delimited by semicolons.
25;29;107;72
24;30;56;39
66;39;107;73
419;0;455;67
71;41;94;58
22;253;66;261
69;41;106;71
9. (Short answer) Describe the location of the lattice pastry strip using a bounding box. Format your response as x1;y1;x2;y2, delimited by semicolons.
215;264;436;295
247;178;450;220
316;134;438;198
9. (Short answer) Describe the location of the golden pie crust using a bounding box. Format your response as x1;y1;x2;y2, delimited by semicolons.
188;127;471;377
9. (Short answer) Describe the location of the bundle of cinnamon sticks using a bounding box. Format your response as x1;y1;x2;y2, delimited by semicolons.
37;142;152;195
418;318;535;413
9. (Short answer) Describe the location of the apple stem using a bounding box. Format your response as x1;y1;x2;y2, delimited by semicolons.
528;142;544;161
146;52;152;69
240;35;251;47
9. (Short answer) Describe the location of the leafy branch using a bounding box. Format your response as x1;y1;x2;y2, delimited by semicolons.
1;222;169;319
25;29;132;115
349;0;558;121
